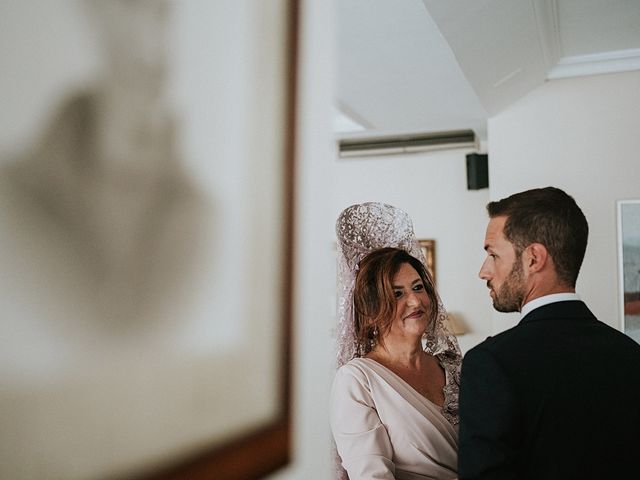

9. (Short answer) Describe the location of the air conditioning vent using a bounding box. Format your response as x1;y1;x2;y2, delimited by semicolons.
339;130;476;158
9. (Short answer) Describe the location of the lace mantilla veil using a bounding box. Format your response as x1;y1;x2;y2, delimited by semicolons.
334;202;461;424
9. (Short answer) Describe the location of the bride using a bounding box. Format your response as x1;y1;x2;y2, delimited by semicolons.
331;203;461;480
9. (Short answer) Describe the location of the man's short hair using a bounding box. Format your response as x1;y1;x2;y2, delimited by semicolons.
487;187;588;287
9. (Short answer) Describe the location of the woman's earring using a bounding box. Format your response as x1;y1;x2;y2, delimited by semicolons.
370;325;379;348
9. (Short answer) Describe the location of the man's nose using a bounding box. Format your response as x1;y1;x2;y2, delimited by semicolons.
479;259;490;280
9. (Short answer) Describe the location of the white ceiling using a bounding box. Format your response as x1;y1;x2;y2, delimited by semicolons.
336;0;640;141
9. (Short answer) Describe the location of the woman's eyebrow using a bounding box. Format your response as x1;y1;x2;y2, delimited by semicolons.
392;278;422;289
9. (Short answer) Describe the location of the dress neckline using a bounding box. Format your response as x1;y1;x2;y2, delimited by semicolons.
356;357;445;410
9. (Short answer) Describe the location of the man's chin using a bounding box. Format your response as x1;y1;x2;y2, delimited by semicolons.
493;304;515;313
492;299;519;313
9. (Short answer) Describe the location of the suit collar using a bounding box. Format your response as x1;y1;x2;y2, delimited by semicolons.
520;292;581;318
519;300;595;325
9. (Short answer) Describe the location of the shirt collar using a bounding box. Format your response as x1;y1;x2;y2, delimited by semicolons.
521;292;581;319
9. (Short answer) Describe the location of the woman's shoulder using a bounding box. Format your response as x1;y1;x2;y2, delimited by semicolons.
331;358;377;410
336;357;375;376
333;358;378;389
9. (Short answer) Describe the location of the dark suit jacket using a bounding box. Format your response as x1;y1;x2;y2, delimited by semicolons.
458;300;640;479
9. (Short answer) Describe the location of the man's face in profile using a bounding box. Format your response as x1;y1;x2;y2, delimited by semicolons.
479;216;526;312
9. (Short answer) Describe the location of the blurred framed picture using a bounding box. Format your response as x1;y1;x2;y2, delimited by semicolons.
618;200;640;344
0;1;296;479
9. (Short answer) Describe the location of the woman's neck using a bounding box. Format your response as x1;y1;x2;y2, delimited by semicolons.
369;337;425;368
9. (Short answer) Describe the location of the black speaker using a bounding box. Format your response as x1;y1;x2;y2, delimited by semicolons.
466;153;488;190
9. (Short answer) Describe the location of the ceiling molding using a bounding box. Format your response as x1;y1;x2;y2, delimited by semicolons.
531;0;561;70
547;48;640;80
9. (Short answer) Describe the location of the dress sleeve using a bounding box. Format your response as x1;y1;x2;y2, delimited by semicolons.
458;346;518;480
330;365;395;480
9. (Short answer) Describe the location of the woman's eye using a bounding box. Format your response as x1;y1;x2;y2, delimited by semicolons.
393;290;403;298
413;283;424;291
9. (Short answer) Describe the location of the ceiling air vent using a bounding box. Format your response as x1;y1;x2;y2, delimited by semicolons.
338;129;476;158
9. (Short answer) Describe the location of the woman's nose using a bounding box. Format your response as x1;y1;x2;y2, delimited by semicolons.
406;292;419;306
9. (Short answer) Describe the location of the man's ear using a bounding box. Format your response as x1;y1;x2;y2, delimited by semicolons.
523;243;549;273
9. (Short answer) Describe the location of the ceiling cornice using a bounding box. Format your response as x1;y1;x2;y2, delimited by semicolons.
547;48;640;80
532;0;640;80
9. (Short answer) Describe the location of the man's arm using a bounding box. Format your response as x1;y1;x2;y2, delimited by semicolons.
458;346;519;480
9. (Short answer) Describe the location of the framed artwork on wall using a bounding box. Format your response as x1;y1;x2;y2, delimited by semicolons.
617;200;640;344
418;239;436;284
139;1;299;478
0;1;298;479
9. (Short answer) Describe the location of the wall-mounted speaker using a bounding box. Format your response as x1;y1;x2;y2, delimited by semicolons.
466;153;488;190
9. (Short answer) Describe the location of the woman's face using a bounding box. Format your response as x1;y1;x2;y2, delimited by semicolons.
388;262;431;338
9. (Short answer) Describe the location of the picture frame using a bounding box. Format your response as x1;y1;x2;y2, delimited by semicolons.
0;2;298;479
141;2;298;479
418;239;436;284
617;200;640;344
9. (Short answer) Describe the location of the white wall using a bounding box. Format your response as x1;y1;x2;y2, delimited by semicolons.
331;148;493;352
488;70;640;333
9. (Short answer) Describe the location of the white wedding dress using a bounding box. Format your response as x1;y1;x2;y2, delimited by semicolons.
330;357;458;480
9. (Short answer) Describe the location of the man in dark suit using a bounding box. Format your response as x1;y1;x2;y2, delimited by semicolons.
459;186;640;479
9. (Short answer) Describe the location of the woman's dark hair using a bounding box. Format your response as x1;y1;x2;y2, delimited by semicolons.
353;247;438;353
